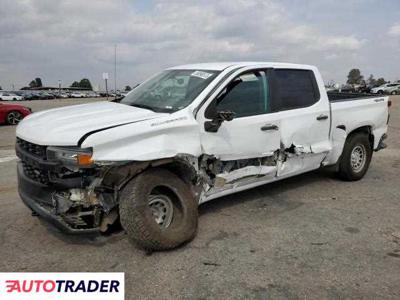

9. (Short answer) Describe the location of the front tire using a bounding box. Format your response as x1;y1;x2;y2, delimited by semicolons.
119;168;198;251
338;133;372;181
6;110;23;125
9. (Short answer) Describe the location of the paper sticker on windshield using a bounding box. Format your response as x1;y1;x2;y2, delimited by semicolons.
191;71;213;80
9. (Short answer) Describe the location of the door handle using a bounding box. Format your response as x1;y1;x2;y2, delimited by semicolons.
316;114;329;121
261;124;279;131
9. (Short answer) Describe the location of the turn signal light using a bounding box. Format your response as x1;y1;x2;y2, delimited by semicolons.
77;153;93;166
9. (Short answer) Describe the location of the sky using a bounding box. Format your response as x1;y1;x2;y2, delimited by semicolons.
0;0;399;90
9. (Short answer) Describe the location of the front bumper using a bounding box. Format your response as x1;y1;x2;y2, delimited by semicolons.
17;162;100;235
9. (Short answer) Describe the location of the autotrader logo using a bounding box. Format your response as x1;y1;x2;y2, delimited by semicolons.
0;272;124;300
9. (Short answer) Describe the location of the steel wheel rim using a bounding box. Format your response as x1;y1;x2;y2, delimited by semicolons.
350;144;366;173
7;112;22;125
148;194;173;229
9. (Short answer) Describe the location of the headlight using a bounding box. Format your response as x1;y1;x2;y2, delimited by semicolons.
47;147;93;167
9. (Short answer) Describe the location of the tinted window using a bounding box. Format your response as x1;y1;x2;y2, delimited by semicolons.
216;71;269;118
273;69;319;111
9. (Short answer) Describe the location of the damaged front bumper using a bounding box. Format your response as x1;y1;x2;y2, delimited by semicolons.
17;162;101;234
15;138;121;235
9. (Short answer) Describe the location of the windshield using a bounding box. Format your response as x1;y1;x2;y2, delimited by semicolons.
120;69;220;112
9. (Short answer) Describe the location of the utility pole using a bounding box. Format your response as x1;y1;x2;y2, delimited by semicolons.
114;44;117;100
58;80;61;96
103;73;109;100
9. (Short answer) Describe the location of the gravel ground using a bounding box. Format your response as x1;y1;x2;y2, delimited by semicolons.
0;97;399;299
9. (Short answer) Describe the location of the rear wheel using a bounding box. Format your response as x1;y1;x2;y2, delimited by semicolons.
119;168;198;251
6;110;23;125
338;133;372;181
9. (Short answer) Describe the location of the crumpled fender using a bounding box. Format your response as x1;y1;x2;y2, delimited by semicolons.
82;110;202;161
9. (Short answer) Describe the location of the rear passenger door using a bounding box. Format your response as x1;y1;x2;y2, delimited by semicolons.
270;68;331;176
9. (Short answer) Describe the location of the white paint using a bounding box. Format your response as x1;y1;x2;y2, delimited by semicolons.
16;101;164;146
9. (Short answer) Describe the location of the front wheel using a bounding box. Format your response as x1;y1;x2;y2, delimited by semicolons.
119;168;198;251
6;110;23;125
338;133;372;181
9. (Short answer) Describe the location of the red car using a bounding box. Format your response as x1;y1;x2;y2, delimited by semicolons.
0;102;32;125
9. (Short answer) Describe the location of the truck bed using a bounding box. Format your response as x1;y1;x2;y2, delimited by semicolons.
330;95;388;150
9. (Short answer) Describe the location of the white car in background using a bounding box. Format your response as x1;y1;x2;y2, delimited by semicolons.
59;93;69;98
370;83;400;94
70;92;85;98
0;92;24;101
86;92;98;98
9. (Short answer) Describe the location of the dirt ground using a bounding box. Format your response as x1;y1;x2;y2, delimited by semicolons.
0;97;399;299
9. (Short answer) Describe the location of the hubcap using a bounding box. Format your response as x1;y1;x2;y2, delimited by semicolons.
350;144;366;172
7;112;22;125
148;194;173;229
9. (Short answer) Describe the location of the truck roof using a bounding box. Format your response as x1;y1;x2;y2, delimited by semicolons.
170;62;315;71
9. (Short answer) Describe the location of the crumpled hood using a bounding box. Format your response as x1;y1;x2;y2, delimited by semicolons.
16;101;162;146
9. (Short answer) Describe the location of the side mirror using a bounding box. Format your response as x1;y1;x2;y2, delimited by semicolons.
204;110;235;132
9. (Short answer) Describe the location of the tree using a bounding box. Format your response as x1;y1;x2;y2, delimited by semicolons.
29;80;36;88
346;69;364;85
124;85;132;91
376;78;386;86
29;77;43;88
367;74;377;87
35;77;43;87
70;78;93;90
70;81;80;88
79;78;93;90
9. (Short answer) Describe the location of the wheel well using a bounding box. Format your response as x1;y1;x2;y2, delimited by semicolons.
102;158;198;192
347;126;374;149
157;161;198;185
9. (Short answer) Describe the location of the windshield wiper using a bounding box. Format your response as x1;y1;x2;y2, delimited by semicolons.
130;103;157;112
130;103;176;113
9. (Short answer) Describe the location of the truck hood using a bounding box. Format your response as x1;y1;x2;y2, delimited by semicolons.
16;101;163;146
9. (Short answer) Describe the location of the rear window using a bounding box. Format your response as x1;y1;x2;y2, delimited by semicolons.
272;69;320;111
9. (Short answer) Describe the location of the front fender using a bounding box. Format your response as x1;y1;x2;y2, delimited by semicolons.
82;111;202;161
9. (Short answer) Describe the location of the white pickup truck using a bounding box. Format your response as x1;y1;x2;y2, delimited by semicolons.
16;62;390;250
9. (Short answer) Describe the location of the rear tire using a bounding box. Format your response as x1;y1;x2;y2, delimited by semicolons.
119;168;198;251
338;133;372;181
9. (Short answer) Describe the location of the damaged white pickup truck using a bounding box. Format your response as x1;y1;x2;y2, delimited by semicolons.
16;62;390;250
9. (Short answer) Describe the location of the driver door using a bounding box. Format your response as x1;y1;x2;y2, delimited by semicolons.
198;70;280;161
